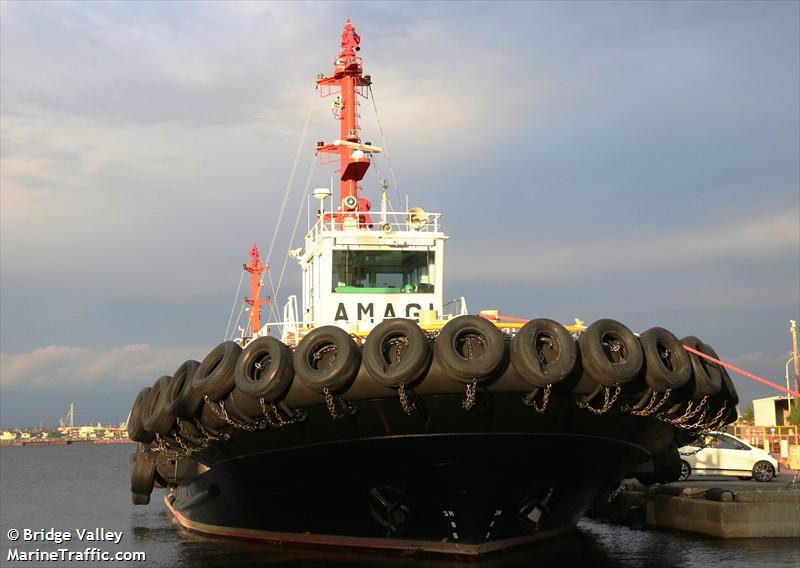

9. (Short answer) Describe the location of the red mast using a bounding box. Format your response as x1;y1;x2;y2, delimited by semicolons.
243;243;269;336
316;19;374;219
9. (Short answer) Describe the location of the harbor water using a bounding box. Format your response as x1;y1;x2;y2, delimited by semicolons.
1;444;797;567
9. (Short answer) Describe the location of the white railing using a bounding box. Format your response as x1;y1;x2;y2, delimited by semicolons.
443;296;469;317
281;295;299;344
306;209;443;240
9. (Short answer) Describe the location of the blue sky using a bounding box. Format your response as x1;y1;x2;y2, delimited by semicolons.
1;1;798;427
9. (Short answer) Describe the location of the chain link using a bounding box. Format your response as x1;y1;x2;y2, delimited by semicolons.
522;385;551;414
398;382;416;415
323;387;339;418
314;344;337;364
203;394;305;432
705;401;730;431
193;417;229;444
678;406;710;430
204;395;264;432
462;378;478;411
259;398;306;426
322;387;355;419
658;395;708;426
137;442;162;463
576;385;622;414
677;403;732;455
630;388;672;417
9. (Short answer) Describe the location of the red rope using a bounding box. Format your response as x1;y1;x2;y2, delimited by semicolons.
682;344;800;398
478;312;529;323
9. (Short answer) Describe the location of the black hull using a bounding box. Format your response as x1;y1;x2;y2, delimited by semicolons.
166;393;675;556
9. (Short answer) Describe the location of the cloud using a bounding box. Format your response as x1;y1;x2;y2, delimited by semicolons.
0;3;797;425
448;209;799;287
0;344;204;388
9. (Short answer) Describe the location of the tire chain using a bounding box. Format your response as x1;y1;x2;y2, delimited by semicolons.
522;385;551;414
576;385;622;415
462;378;478;410
658;395;708;427
630;388;672;417
398;382;416;415
323;387;356;419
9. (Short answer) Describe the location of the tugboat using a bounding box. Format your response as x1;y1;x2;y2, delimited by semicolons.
126;19;739;556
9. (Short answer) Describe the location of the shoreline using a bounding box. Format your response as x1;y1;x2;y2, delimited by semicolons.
0;438;132;447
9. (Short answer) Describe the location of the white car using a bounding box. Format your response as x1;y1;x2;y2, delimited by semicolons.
678;432;779;482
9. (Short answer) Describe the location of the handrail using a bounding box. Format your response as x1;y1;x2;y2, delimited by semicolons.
306;210;444;239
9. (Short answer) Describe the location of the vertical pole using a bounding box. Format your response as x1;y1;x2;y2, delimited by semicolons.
244;244;269;338
791;320;799;413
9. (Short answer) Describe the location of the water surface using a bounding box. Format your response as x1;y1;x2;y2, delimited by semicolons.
1;444;797;567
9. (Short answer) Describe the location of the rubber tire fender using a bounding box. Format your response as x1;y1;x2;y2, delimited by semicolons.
166;360;202;419
434;315;506;385
225;387;263;423
578;319;644;387
233;336;294;402
704;344;738;406
142;375;175;436
131;492;150;505
640;327;692;391
294;326;362;393
363;318;433;388
127;387;154;443
704;343;739;422
174;419;203;446
680;336;722;398
192;341;242;401
130;449;156;495
510;318;578;388
155;455;198;486
197;398;230;436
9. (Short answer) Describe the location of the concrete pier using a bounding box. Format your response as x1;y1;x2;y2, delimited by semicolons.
646;488;800;537
590;478;800;538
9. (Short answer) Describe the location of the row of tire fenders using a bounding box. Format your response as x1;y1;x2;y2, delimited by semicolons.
128;314;739;449
127;315;740;503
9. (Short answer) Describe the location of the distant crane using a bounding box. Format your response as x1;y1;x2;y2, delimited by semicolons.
58;403;74;429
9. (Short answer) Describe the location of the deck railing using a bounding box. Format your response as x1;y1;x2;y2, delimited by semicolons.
307;209;443;240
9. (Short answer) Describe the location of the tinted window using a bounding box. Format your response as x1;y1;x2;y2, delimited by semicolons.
718;435;747;450
332;250;435;293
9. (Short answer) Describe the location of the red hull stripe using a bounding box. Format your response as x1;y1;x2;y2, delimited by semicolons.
164;495;574;556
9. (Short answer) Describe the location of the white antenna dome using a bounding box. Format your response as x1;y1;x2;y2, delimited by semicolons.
312;187;332;201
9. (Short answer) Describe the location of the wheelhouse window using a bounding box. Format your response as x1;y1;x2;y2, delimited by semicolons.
332;249;435;293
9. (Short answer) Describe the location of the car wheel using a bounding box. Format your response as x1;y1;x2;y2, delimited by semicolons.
752;461;775;482
678;460;691;481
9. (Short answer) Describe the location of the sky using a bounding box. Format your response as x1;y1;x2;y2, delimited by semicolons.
1;1;798;428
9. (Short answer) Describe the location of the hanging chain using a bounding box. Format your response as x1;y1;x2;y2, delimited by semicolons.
659;395;709;426
323;387;339;418
203;395;265;432
462;378;478;411
138;442;162;464
387;337;416;415
577;385;622;415
630;388;672;417
259;398;284;427
522;385;552;414
398;382;415;415
678;406;710;430
172;431;200;457
321;387;356;419
705;401;730;431
192;417;229;444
